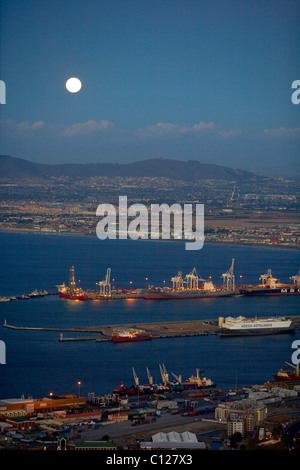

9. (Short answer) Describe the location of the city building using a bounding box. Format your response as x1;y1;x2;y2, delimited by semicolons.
215;400;267;435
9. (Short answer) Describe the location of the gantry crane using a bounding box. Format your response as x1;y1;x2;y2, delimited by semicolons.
185;267;206;290
97;268;111;297
221;258;235;291
259;269;278;288
290;270;300;286
171;271;184;290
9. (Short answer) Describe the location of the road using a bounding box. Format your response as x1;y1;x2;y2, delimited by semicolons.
71;412;224;443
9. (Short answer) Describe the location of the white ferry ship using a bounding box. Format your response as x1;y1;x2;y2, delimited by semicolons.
219;316;295;336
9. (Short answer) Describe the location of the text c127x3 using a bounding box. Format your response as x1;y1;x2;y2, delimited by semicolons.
106;454;193;466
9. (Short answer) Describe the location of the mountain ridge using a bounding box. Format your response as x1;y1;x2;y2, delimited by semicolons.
0;154;263;181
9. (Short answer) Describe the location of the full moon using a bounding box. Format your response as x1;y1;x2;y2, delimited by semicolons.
66;77;82;93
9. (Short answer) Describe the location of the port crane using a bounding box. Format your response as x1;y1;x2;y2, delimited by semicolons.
97;268;111;297
259;269;278;288
185;267;206;290
285;361;299;378
221;258;235;291
132;367;139;387
171;271;184;290
146;366;153;386
172;268;206;290
171;372;182;384
290;270;300;286
159;363;169;386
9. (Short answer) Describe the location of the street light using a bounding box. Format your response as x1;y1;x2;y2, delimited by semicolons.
77;381;81;396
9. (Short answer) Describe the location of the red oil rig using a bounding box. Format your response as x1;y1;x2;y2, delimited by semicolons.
57;266;89;300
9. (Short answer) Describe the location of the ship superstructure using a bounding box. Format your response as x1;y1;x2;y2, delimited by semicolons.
112;329;152;342
219;315;295;336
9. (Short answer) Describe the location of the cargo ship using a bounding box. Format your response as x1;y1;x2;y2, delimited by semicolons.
219;316;295;336
112;382;172;396
240;269;300;296
143;265;236;299
273;362;300;382
112;365;215;396
171;369;216;390
143;287;234;299
57;266;89;301
112;329;152;343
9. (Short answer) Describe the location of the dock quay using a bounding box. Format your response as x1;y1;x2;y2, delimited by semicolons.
3;316;300;342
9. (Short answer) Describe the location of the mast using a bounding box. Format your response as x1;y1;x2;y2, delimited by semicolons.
69;266;76;291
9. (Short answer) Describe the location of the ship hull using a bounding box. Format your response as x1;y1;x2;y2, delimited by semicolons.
220;326;294;336
59;292;88;301
112;335;152;343
113;382;215;396
143;290;234;299
182;382;216;389
273;374;300;382
240;286;300;296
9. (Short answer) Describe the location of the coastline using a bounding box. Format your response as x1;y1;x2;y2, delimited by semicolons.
0;226;299;251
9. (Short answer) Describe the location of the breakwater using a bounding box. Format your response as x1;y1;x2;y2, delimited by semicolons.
3;316;300;342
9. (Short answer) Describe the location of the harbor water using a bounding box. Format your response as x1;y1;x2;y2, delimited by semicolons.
0;231;299;399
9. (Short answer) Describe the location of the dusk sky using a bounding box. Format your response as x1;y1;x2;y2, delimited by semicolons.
0;0;299;177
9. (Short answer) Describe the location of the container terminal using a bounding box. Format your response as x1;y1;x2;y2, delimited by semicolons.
1;261;299;303
56;262;300;300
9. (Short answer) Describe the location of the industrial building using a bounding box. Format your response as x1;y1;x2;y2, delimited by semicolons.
0;394;86;417
140;431;206;450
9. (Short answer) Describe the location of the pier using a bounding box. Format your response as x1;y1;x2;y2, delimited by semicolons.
3;316;300;342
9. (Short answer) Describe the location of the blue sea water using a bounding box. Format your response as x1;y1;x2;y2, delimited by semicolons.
0;231;299;399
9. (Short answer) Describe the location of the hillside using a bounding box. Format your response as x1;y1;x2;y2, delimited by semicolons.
0;155;259;182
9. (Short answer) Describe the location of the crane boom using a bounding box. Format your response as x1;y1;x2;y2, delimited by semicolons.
146;366;153;385
132;366;139;386
171;372;182;383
